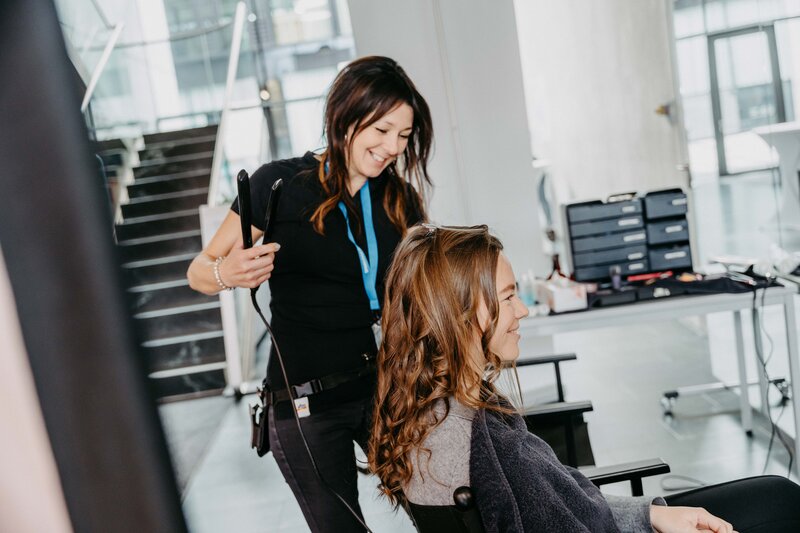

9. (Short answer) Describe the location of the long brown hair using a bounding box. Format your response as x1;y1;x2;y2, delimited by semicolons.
368;225;513;507
310;56;433;234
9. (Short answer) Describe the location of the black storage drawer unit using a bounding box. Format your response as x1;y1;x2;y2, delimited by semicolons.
572;245;648;268
574;259;649;282
572;229;647;253
567;198;642;223
649;245;692;271
644;189;688;219
646;219;689;245
565;188;692;283
569;215;644;238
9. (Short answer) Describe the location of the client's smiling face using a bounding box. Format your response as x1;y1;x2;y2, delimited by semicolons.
478;253;528;362
486;253;530;362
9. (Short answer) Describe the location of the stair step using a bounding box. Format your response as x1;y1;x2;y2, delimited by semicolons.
116;211;200;241
127;170;210;198
149;361;226;379
118;229;200;246
136;150;214;169
92;138;126;152
143;124;218;145
121;252;196;269
143;333;225;373
128;187;209;205
151;369;226;400
141;133;217;151
142;329;223;348
135;305;222;344
121;190;207;219
130;278;191;291
134;300;220;319
118;233;202;263
128;279;215;314
98;151;124;168
121;209;200;225
133;155;213;180
139;137;215;162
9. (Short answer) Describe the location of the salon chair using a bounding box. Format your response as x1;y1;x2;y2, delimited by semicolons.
404;354;671;532
516;353;594;467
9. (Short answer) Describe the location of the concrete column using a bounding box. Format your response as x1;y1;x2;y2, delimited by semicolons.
348;0;549;276
514;0;687;202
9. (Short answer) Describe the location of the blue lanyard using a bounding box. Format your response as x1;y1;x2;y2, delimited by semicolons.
338;183;380;312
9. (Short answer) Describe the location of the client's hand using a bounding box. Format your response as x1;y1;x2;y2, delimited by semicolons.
650;505;736;533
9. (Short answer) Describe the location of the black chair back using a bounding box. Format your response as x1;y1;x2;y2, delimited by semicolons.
405;487;485;533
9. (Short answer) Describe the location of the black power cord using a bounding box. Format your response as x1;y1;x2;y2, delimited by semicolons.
238;171;372;532
251;291;373;533
749;280;794;477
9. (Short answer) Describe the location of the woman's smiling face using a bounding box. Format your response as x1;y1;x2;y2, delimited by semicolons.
476;253;530;363
347;102;413;181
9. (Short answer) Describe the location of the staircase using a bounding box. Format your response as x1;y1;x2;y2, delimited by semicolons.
113;125;228;401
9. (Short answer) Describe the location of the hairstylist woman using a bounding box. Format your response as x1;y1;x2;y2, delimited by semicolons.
187;56;433;532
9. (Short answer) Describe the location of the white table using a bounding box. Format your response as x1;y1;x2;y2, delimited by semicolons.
520;283;800;477
753;122;800;230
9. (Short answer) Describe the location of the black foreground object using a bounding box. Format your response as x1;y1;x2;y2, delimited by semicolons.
0;0;188;531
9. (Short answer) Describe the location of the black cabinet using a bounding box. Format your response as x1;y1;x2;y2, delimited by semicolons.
649;244;692;271
643;189;688;219
646;219;689;245
565;188;692;282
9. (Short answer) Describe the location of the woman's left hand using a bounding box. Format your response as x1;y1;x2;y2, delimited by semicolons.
650;505;736;533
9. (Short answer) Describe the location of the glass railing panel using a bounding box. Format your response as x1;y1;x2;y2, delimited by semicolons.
53;0;109;57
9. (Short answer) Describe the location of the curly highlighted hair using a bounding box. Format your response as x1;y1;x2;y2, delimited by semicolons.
368;224;514;507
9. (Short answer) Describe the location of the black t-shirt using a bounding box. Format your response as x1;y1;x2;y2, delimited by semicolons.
231;152;424;402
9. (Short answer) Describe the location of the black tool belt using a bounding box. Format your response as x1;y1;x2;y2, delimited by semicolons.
268;354;376;404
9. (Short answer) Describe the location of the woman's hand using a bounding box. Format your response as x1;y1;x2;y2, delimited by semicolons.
219;240;281;289
651;505;736;533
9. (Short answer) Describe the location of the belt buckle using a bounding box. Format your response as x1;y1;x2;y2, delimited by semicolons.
292;379;320;398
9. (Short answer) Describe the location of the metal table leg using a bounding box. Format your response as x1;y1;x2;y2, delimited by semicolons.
753;305;770;418
734;310;753;435
782;294;800;479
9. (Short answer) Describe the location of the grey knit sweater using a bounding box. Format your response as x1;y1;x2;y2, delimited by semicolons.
405;399;664;532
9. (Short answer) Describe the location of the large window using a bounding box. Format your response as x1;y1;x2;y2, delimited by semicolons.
58;0;354;159
161;0;354;158
673;0;800;176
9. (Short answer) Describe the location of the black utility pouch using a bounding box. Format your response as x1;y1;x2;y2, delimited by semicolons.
250;384;271;457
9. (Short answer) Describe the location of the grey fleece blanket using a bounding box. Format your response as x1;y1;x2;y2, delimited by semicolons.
470;408;620;532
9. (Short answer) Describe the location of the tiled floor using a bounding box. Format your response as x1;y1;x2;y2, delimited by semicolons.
161;172;800;532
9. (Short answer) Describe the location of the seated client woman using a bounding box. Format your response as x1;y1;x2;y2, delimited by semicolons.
369;225;800;532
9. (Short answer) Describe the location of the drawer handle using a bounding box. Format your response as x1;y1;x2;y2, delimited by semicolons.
665;225;684;233
623;233;646;242
617;218;640;227
622;206;637;213
628;262;645;271
627;252;644;260
671;198;687;206
664;251;687;260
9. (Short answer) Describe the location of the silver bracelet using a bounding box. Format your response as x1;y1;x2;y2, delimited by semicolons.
213;256;233;291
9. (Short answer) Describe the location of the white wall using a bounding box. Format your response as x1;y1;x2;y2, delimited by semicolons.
347;0;549;276
514;0;688;203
